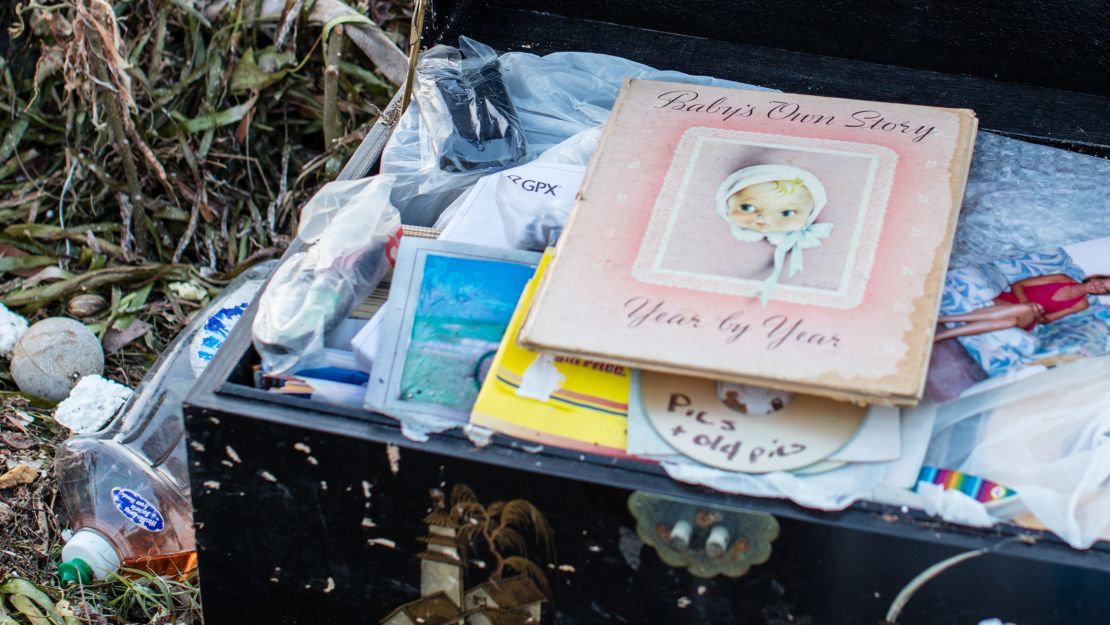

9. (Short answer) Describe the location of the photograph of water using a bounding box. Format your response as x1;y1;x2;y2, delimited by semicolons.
399;253;535;411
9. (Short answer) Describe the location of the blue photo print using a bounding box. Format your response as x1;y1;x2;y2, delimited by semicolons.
366;238;541;434
400;253;534;409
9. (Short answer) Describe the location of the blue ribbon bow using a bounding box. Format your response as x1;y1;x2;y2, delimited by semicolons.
753;222;835;307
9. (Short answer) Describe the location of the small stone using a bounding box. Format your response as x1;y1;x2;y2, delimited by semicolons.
11;318;104;401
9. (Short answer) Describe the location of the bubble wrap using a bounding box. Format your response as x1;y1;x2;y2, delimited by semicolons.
950;132;1110;268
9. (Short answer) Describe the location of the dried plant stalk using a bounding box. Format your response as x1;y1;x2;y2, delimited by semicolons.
323;25;345;148
66;0;170;188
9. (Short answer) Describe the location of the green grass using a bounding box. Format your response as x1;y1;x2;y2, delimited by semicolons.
0;0;407;622
1;571;202;625
0;393;200;624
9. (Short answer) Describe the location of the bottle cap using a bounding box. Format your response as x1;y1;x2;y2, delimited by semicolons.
61;529;121;580
57;558;94;586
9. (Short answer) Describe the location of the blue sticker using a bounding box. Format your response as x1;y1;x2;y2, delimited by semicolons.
192;303;250;370
188;280;265;377
111;488;165;532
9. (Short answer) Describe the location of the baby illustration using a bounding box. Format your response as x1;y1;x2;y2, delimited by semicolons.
715;165;832;305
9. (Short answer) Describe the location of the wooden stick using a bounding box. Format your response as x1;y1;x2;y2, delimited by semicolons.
401;0;426;115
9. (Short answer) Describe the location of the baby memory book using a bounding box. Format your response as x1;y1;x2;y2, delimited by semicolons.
519;79;977;405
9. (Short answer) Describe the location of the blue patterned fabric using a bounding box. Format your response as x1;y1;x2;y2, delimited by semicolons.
940;248;1110;376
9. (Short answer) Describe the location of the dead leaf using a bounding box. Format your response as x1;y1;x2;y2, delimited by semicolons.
0;431;38;450
103;318;152;353
230;47;295;94
21;264;71;287
4;412;30;434
0;243;47;278
0;463;38;489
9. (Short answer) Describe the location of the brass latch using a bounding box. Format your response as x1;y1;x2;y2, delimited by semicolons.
628;491;778;578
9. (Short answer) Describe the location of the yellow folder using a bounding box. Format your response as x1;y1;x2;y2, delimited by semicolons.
470;252;630;456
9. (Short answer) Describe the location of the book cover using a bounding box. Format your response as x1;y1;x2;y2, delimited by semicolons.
470;252;630;456
519;79;977;405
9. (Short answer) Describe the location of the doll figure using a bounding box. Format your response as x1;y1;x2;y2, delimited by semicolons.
935;273;1110;341
716;165;832;306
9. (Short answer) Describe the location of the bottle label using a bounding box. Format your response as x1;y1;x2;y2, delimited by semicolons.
111;488;165;532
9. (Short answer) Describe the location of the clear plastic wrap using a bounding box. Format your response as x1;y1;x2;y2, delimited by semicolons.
923;355;1110;548
415;39;527;174
384;37;771;226
252;176;402;374
430;128;600;251
289;42;764;378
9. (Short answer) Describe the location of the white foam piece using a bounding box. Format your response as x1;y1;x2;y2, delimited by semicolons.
54;375;133;434
0;303;28;358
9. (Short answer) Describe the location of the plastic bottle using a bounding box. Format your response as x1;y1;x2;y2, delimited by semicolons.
54;262;276;585
54;345;196;584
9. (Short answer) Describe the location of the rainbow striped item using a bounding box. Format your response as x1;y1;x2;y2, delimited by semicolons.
915;466;1017;503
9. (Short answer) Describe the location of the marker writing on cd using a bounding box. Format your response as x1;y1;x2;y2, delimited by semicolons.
666;393;807;465
641;371;865;474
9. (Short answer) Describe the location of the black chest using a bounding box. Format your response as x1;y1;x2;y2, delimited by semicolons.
184;2;1110;623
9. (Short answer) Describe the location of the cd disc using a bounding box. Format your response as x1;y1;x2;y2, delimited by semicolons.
791;460;848;476
641;371;866;473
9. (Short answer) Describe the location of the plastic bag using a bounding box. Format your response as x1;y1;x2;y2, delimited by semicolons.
415;39;527;174
253;176;402;374
432;127;600;250
495;179;568;250
384;37;771;226
495;128;602;250
923;355;1110;548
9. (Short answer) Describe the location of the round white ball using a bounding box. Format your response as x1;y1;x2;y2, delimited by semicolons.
11;317;104;401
